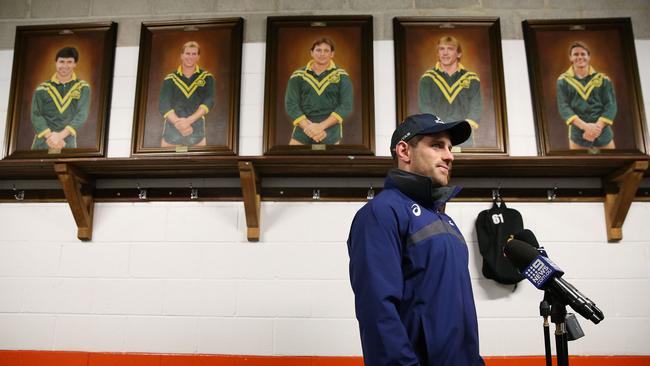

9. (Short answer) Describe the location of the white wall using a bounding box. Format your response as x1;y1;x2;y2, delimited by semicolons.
0;40;649;356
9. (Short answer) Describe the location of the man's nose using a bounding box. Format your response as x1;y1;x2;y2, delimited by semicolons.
442;147;454;161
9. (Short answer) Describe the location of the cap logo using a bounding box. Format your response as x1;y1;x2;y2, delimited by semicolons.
434;116;445;124
400;132;412;141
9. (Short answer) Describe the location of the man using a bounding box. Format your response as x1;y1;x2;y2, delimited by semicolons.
556;41;617;150
419;36;481;147
31;47;90;150
285;37;353;145
159;41;215;147
347;113;484;366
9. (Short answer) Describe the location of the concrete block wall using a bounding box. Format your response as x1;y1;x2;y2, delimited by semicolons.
1;0;650;358
0;0;650;47
0;201;649;355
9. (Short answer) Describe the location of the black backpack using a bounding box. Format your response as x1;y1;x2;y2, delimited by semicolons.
475;199;525;285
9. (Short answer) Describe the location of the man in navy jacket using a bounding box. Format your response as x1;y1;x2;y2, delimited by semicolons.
347;113;484;366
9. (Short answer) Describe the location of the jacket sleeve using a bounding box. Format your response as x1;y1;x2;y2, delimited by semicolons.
348;204;420;366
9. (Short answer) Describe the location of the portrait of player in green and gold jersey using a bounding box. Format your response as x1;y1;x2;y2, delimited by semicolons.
285;37;353;146
30;47;90;151
394;18;508;154
158;41;215;148
556;41;617;151
524;18;646;156
4;22;115;159
418;35;482;147
263;16;375;155
132;19;243;156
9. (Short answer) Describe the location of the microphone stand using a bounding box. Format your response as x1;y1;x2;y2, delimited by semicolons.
539;291;570;366
550;296;570;366
539;297;552;366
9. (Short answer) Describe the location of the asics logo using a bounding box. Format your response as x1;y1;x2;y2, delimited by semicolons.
411;204;421;216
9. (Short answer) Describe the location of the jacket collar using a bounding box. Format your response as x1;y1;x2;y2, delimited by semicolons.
385;168;460;209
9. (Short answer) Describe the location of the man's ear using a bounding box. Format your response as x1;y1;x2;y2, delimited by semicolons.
394;141;411;164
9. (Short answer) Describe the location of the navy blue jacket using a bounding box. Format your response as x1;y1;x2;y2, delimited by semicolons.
347;169;484;366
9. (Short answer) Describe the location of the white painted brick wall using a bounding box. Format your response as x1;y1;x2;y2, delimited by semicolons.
274;319;361;355
162;280;237;316
0;314;56;350
54;315;127;352
0;50;11;158
91;279;164;315
239;43;266;156
0;41;649;358
197;318;274;354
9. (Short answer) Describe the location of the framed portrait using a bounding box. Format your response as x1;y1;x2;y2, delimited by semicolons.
523;18;648;156
263;16;375;155
131;18;243;156
4;22;117;159
394;17;508;154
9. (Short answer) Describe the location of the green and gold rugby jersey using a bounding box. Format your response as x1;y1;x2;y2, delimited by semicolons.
418;62;482;130
556;66;617;147
30;73;90;149
159;65;215;146
284;60;353;128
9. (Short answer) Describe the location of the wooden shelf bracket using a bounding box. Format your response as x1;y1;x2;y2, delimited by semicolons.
238;161;261;242
54;163;95;241
602;160;649;242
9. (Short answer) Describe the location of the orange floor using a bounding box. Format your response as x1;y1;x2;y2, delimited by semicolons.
1;351;649;366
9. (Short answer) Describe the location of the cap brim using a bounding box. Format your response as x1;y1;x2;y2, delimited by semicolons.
416;120;472;146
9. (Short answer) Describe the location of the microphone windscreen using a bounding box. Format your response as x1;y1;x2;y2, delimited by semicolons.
513;229;540;248
503;239;540;271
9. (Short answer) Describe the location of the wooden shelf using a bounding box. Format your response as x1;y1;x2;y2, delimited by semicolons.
1;155;648;241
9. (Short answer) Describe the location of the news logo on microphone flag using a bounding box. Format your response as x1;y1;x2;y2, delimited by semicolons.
523;256;563;289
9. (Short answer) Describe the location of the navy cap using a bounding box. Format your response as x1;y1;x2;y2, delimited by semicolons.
390;113;471;157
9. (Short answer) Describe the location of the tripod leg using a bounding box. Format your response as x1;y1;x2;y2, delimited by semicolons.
555;322;570;366
540;297;553;366
544;318;552;366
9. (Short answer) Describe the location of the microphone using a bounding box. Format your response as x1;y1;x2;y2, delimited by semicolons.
513;229;540;247
504;236;604;325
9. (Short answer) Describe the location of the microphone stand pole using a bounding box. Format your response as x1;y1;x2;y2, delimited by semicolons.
539;296;552;366
550;297;570;366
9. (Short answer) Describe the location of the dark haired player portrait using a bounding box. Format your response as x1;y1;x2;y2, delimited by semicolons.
30;46;90;150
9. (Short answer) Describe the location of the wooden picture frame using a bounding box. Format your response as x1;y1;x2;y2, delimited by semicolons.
4;22;117;159
131;18;243;156
263;16;375;155
523;18;648;156
394;17;508;154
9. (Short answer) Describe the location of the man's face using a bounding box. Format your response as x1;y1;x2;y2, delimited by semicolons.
406;132;455;187
180;47;200;69
569;47;590;69
437;43;460;68
310;43;334;68
55;57;77;80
